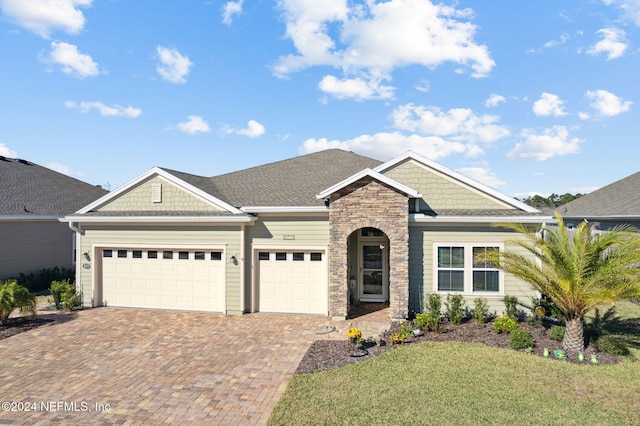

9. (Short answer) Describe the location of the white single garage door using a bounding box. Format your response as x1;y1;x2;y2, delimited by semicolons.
257;250;327;315
100;248;225;312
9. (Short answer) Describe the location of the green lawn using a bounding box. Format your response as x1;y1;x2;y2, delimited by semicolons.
269;301;640;426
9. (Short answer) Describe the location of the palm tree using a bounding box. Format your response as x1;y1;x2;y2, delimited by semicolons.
485;213;640;354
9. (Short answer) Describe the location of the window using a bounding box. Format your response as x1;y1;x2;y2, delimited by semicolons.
132;250;142;259
163;251;173;260
148;251;158;259
258;252;269;261
210;252;222;261
103;249;112;258
275;252;287;261
178;251;189;260
194;251;205;260
435;244;502;294
472;247;500;292
437;247;464;292
361;227;384;237
292;252;304;261
310;252;322;261
117;250;127;258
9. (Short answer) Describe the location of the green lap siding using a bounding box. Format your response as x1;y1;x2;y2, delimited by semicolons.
408;224;538;315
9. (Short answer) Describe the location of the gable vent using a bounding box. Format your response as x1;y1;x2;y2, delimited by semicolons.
152;183;162;203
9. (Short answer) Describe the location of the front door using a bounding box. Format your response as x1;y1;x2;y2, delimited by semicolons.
359;243;388;302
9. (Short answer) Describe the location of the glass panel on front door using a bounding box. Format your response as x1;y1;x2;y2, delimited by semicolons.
362;245;383;298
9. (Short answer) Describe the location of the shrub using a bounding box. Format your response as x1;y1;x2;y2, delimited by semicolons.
503;295;519;319
445;293;465;325
510;328;534;349
473;297;489;324
0;279;36;325
416;293;442;332
49;279;77;310
494;315;518;334
595;335;629;356
17;266;75;293
546;325;566;342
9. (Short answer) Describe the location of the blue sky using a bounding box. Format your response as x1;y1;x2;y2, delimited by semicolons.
1;1;638;198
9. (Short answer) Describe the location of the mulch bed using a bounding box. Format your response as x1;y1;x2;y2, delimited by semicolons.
296;320;621;374
0;316;54;340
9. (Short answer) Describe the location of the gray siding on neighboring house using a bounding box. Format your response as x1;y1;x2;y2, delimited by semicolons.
77;224;243;313
0;220;74;280
408;224;539;316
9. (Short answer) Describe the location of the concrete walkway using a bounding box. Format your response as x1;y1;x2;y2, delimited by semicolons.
0;307;389;425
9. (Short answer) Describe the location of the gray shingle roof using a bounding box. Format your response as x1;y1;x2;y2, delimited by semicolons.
557;171;640;217
164;149;382;207
0;157;108;216
428;209;546;217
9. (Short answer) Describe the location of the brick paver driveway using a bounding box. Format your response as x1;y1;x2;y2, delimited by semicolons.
0;308;346;425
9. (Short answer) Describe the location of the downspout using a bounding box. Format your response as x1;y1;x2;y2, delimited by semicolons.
240;224;246;314
67;222;86;305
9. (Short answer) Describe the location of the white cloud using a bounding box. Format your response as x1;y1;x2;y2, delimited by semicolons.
578;112;591;120
224;120;266;138
156;46;193;84
532;93;567;117
587;27;628;60
0;0;91;38
602;0;640;26
508;126;583;161
46;162;84;177
299;132;471;161
485;93;506;108
176;116;211;134
0;143;17;157
65;100;142;117
455;167;505;188
222;0;243;25
390;104;510;144
42;41;98;78
275;0;494;99
318;75;394;100
527;33;570;53
585;89;632;116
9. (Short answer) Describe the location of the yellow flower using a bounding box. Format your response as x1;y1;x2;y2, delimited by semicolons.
347;327;362;339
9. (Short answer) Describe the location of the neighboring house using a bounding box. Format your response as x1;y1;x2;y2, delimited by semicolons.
556;171;640;231
0;157;108;280
62;149;552;319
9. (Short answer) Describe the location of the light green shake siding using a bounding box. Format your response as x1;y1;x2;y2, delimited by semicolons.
384;159;513;211
76;224;243;313
408;224;539;315
97;176;224;212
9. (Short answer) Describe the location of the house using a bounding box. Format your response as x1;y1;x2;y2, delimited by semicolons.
0;157;108;281
62;149;552;319
556;171;640;231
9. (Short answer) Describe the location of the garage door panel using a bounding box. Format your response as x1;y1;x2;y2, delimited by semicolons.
101;248;225;312
258;250;327;315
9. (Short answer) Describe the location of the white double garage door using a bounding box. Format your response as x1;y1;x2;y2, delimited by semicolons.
99;247;328;314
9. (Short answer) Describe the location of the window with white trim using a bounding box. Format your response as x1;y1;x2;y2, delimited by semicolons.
435;244;502;294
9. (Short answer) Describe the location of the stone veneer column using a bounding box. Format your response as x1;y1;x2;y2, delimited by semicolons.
328;177;409;320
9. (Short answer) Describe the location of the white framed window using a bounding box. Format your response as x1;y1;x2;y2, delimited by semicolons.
434;243;503;295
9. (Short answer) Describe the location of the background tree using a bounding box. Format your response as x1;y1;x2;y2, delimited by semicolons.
484;213;640;354
519;193;583;209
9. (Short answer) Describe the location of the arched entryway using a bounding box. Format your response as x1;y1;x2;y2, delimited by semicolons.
347;227;390;306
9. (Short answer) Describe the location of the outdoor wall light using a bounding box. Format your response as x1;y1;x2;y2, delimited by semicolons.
82;252;91;261
230;255;238;265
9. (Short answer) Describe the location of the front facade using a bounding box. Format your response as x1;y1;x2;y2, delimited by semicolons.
64;150;551;319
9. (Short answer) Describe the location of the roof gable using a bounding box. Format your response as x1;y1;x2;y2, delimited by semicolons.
375;151;538;213
77;167;243;215
0;157;107;217
316;168;421;200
